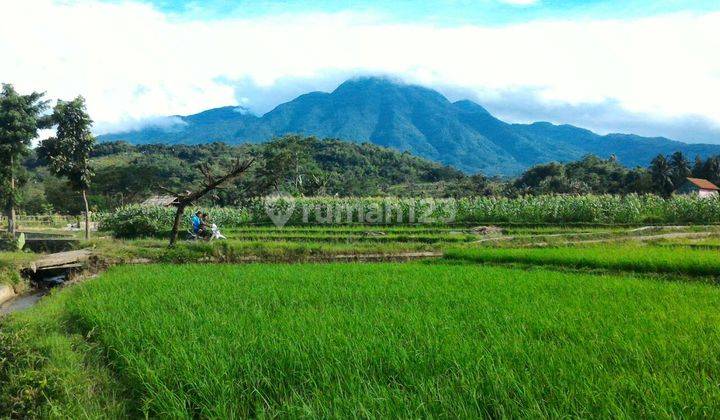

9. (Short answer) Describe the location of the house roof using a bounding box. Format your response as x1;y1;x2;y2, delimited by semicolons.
141;195;178;206
686;178;720;190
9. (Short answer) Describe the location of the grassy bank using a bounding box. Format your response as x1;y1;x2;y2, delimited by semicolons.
84;224;720;265
0;252;35;287
445;245;720;277
4;263;720;417
0;289;128;418
86;238;443;264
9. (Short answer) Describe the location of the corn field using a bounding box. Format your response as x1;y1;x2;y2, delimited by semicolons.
97;194;720;237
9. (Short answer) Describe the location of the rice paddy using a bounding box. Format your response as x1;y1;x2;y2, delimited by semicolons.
445;244;720;277
5;223;720;417
5;263;720;417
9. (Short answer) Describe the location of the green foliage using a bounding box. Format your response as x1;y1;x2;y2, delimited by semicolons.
670;151;691;187
455;194;720;224
0;302;129;418
651;154;675;197
446;245;720;277
97;77;720;175
99;205;252;238
695;155;720;185
0;328;60;418
0;252;34;286
16;232;24;251
0;233;14;252
15;134;720;218
0;84;50;226
512;155;652;195
97;205;174;238
0;84;49;158
0;233;24;252
14;263;720;417
17;136;467;214
100;195;720;238
37;97;95;191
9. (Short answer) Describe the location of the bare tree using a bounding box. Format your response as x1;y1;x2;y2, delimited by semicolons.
162;158;254;246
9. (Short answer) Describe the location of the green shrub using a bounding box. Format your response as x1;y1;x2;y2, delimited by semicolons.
99;205;252;238
98;205;175;238
0;233;24;252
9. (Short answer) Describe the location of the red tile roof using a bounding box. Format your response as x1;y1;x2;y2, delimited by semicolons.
687;178;720;190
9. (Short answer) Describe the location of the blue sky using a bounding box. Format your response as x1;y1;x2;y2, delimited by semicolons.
3;0;720;143
129;0;720;24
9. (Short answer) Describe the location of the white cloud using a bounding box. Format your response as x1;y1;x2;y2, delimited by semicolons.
94;116;187;135
1;0;719;141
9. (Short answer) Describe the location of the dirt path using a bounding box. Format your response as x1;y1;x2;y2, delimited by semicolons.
130;251;446;265
473;231;611;244
472;226;720;247
527;231;716;247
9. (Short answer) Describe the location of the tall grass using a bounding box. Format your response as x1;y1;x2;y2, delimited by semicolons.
36;263;720;417
445;245;720;276
0;252;35;286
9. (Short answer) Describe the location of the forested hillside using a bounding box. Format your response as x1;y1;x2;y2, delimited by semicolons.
17;136;471;213
12;134;720;215
99;77;720;175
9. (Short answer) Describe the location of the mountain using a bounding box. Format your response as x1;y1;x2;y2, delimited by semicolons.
99;77;720;175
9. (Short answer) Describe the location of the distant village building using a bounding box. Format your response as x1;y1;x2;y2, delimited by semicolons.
141;195;179;207
676;178;720;198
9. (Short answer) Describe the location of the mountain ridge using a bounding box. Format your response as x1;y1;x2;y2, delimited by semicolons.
99;77;720;175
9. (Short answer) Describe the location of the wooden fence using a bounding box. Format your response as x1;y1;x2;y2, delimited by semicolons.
0;214;83;229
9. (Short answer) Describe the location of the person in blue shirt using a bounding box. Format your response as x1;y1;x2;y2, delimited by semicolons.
191;211;202;235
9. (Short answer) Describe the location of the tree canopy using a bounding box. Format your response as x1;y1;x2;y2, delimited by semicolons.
37;96;96;238
10;136;720;216
0;84;49;232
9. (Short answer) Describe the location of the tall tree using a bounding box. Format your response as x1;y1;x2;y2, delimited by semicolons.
38;97;96;239
692;155;704;178
669;151;691;187
0;84;48;234
701;156;720;186
649;154;674;197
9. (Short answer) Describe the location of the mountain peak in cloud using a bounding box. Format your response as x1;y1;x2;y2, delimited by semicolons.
98;77;720;175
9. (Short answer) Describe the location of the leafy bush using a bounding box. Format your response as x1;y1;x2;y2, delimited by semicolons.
0;233;24;252
98;205;175;238
98;205;252;238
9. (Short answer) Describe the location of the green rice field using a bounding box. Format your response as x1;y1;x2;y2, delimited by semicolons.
445;245;720;277
4;262;720;417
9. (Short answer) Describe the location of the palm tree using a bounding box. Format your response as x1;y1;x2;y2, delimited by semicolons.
692;155;704;178
650;155;674;197
669;151;691;187
702;156;720;185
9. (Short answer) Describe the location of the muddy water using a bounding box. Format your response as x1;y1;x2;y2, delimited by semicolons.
0;290;48;316
0;273;67;316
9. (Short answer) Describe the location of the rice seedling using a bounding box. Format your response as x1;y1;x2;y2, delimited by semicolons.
6;263;720;417
445;245;720;276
